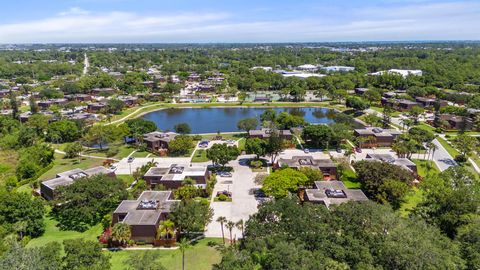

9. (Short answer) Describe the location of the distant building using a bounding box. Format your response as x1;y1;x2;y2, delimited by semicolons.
143;164;210;190
40;166;115;200
142;131;178;152
253;96;272;103
303;181;368;208
248;128;293;140
112;191;179;243
91;88;116;96
277;156;337;180
251;66;273;72
322;66;355;72
369;69;423;78
415;97;448;108
296;64;318;72
381;98;420;111
87;102;106;113
354;127;402;148
354;88;369;95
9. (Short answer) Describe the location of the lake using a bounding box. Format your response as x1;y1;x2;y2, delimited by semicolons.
141;107;338;134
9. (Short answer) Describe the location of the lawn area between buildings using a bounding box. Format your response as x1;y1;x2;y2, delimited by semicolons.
27;214;103;248
0;149;18;186
38;154;104;181
413;159;439;178
340;166;361;189
192;149;209;163
108;238;223;270
436;137;460;157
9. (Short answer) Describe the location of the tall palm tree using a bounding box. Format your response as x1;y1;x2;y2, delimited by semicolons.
235;219;245;239
216;216;227;245
428;141;438;162
226;221;235;244
178;238;191;270
111;223;131;246
158;219;175;240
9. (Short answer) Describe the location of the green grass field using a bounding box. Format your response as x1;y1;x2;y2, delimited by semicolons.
412;159;439;178
38;154;104;181
108;238;223;270
436;137;460;157
192;149;209;163
398;187;424;217
27;215;103;248
340;166;361;189
0;150;18;186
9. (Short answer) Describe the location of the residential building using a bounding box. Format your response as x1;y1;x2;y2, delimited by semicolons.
40;166;115;200
433;114;473;130
112;191;179;243
369;69;423;78
143;131;178;152
303;181;368;208
354;88;369;95
381;98;420;111
415;97;448;108
296;64;318;72
248;128;293;140
143;164;210;189
365;153;418;175
277;156;337;180
354;127;402;147
87;102;106;113
91;88;116;96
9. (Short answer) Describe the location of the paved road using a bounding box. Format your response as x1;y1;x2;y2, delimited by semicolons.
205;155;261;239
430;138;457;172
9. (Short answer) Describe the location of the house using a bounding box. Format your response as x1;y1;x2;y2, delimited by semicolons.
87;102;106;113
303;181;368;208
0;89;11;98
119;96;139;107
381;98;420;111
383;92;396;99
369;69;423;78
365;153;418;175
248;128;293;140
188;73;201;82
354;88;369;95
434;114;473;130
65;94;92;102
40;166;115;200
143;164;210;190
415;97;449;108
354;127;402;147
253;96;271;103
296;64;318;72
142;81;155;89
112;191;179;243
277;156;337;180
91;88;116;96
143;131;178;152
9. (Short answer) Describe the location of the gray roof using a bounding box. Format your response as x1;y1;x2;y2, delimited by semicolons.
354;127;402;137
144;164;208;182
114;191;179;226
305;181;368;208
365;154;416;172
143;131;177;143
277;156;336;169
248;128;292;138
42;166;111;191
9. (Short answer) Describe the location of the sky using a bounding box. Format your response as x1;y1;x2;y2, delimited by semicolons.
0;0;479;43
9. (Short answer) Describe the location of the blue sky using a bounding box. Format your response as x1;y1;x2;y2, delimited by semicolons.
0;0;479;43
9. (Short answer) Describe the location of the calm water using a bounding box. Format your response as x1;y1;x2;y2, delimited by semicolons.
142;107;337;133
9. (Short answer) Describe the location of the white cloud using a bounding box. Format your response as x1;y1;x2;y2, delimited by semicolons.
0;2;479;43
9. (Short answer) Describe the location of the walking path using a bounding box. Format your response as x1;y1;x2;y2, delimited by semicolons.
54;149;120;161
105;104;162;126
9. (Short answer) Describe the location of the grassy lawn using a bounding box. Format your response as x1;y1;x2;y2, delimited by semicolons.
398;187;423;217
412;159;439;178
38;154;104;181
370;106;401;117
192;149;209;163
116;175;135;186
237;138;246;151
436;137;460;157
415;123;436;133
0;149;18;186
200;132;245;140
108;238;223;270
340;167;361;189
27;215;103;248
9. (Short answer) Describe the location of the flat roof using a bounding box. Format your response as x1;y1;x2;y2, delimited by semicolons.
42;166;111;190
305;181;368;208
278;156;336;168
144;164;207;181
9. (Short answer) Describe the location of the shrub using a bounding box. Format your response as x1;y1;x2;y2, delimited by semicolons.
249;160;263;169
454;155;467;163
218;194;228;201
106;146;119;157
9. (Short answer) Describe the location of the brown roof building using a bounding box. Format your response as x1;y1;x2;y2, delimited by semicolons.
143;164;210;190
277;156;337;180
112;191;179;243
304;181;368;208
143;131;178;152
40;166;115;200
354;127;402;148
248;128;293;140
365;153;418;175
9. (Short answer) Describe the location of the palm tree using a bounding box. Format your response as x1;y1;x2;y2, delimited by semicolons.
158;219;175;240
178;238;191;270
235;219;245;239
111;223;131;246
14;221;28;239
427;141;438;161
216;216;227;245
344;148;355;163
226;221;235;244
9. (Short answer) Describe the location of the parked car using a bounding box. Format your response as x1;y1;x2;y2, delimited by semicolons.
336;148;342;153
355;147;362;153
109;165;117;171
304;148;310;153
127;157;135;163
218;171;232;177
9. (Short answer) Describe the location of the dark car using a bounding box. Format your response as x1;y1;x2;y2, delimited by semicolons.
127;157;135;163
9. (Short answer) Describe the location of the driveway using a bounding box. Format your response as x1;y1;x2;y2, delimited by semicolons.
430;138;457;172
205;155;261;239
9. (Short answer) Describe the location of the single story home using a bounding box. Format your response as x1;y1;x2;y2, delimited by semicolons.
365;153;418;176
143;164;210;190
277;156;337;180
142;131;178;152
112;191;179;243
248;128;293;140
40;166;115;200
354;127;402;147
303;181;368;208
